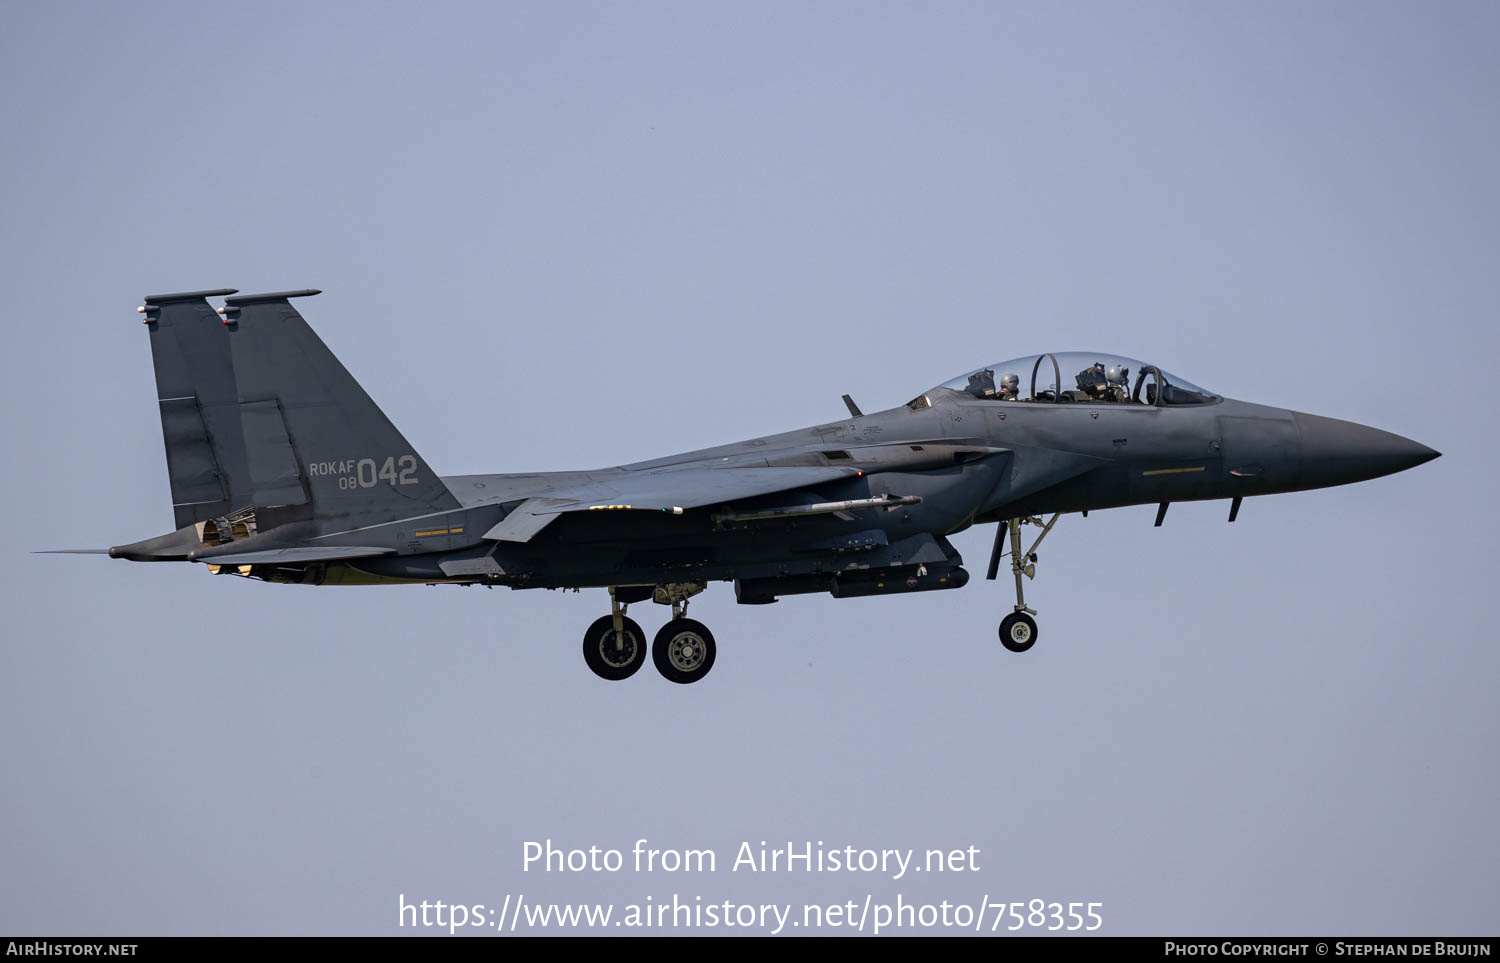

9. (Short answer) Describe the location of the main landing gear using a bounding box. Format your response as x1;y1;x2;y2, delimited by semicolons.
987;513;1061;653
582;583;716;684
580;588;647;680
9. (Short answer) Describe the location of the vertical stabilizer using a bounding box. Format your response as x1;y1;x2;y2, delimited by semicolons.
140;289;251;529
221;290;460;530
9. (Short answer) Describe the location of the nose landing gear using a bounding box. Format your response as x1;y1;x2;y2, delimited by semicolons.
987;513;1060;653
999;611;1037;653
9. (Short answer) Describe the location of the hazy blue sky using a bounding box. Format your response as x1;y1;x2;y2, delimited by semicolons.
3;1;1495;936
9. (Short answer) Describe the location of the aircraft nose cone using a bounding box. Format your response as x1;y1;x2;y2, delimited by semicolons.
1293;412;1440;489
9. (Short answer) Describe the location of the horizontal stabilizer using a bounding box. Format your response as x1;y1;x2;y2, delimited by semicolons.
192;545;393;566
483;466;860;543
483;497;575;542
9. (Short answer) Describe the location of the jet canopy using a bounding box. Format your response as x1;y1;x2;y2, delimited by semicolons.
916;352;1218;409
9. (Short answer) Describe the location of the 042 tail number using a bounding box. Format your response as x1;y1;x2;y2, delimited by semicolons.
332;456;418;490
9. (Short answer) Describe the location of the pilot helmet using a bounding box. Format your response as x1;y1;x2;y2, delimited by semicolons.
1106;364;1129;386
999;373;1019;393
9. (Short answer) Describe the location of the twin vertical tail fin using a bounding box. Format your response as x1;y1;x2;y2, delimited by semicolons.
219;290;459;530
141;289;251;529
138;288;458;545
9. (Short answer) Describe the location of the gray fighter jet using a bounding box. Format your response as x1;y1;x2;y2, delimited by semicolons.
52;289;1440;684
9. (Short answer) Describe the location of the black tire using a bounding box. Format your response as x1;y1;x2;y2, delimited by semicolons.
652;618;717;685
998;612;1038;653
582;614;647;680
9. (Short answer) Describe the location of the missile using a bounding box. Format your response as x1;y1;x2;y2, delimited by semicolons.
713;493;921;525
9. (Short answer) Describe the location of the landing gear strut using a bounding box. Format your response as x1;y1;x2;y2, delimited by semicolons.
581;583;716;684
581;587;647;680
987;513;1060;653
651;582;715;685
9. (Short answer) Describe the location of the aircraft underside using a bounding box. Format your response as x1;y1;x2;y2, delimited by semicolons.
198;487;1119;685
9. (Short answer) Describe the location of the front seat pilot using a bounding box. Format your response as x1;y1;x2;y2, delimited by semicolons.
1105;364;1130;402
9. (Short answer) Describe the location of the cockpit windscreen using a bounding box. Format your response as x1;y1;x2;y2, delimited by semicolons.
919;352;1218;407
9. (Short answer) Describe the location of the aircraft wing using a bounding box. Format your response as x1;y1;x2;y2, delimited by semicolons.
484;465;861;542
193;545;395;566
